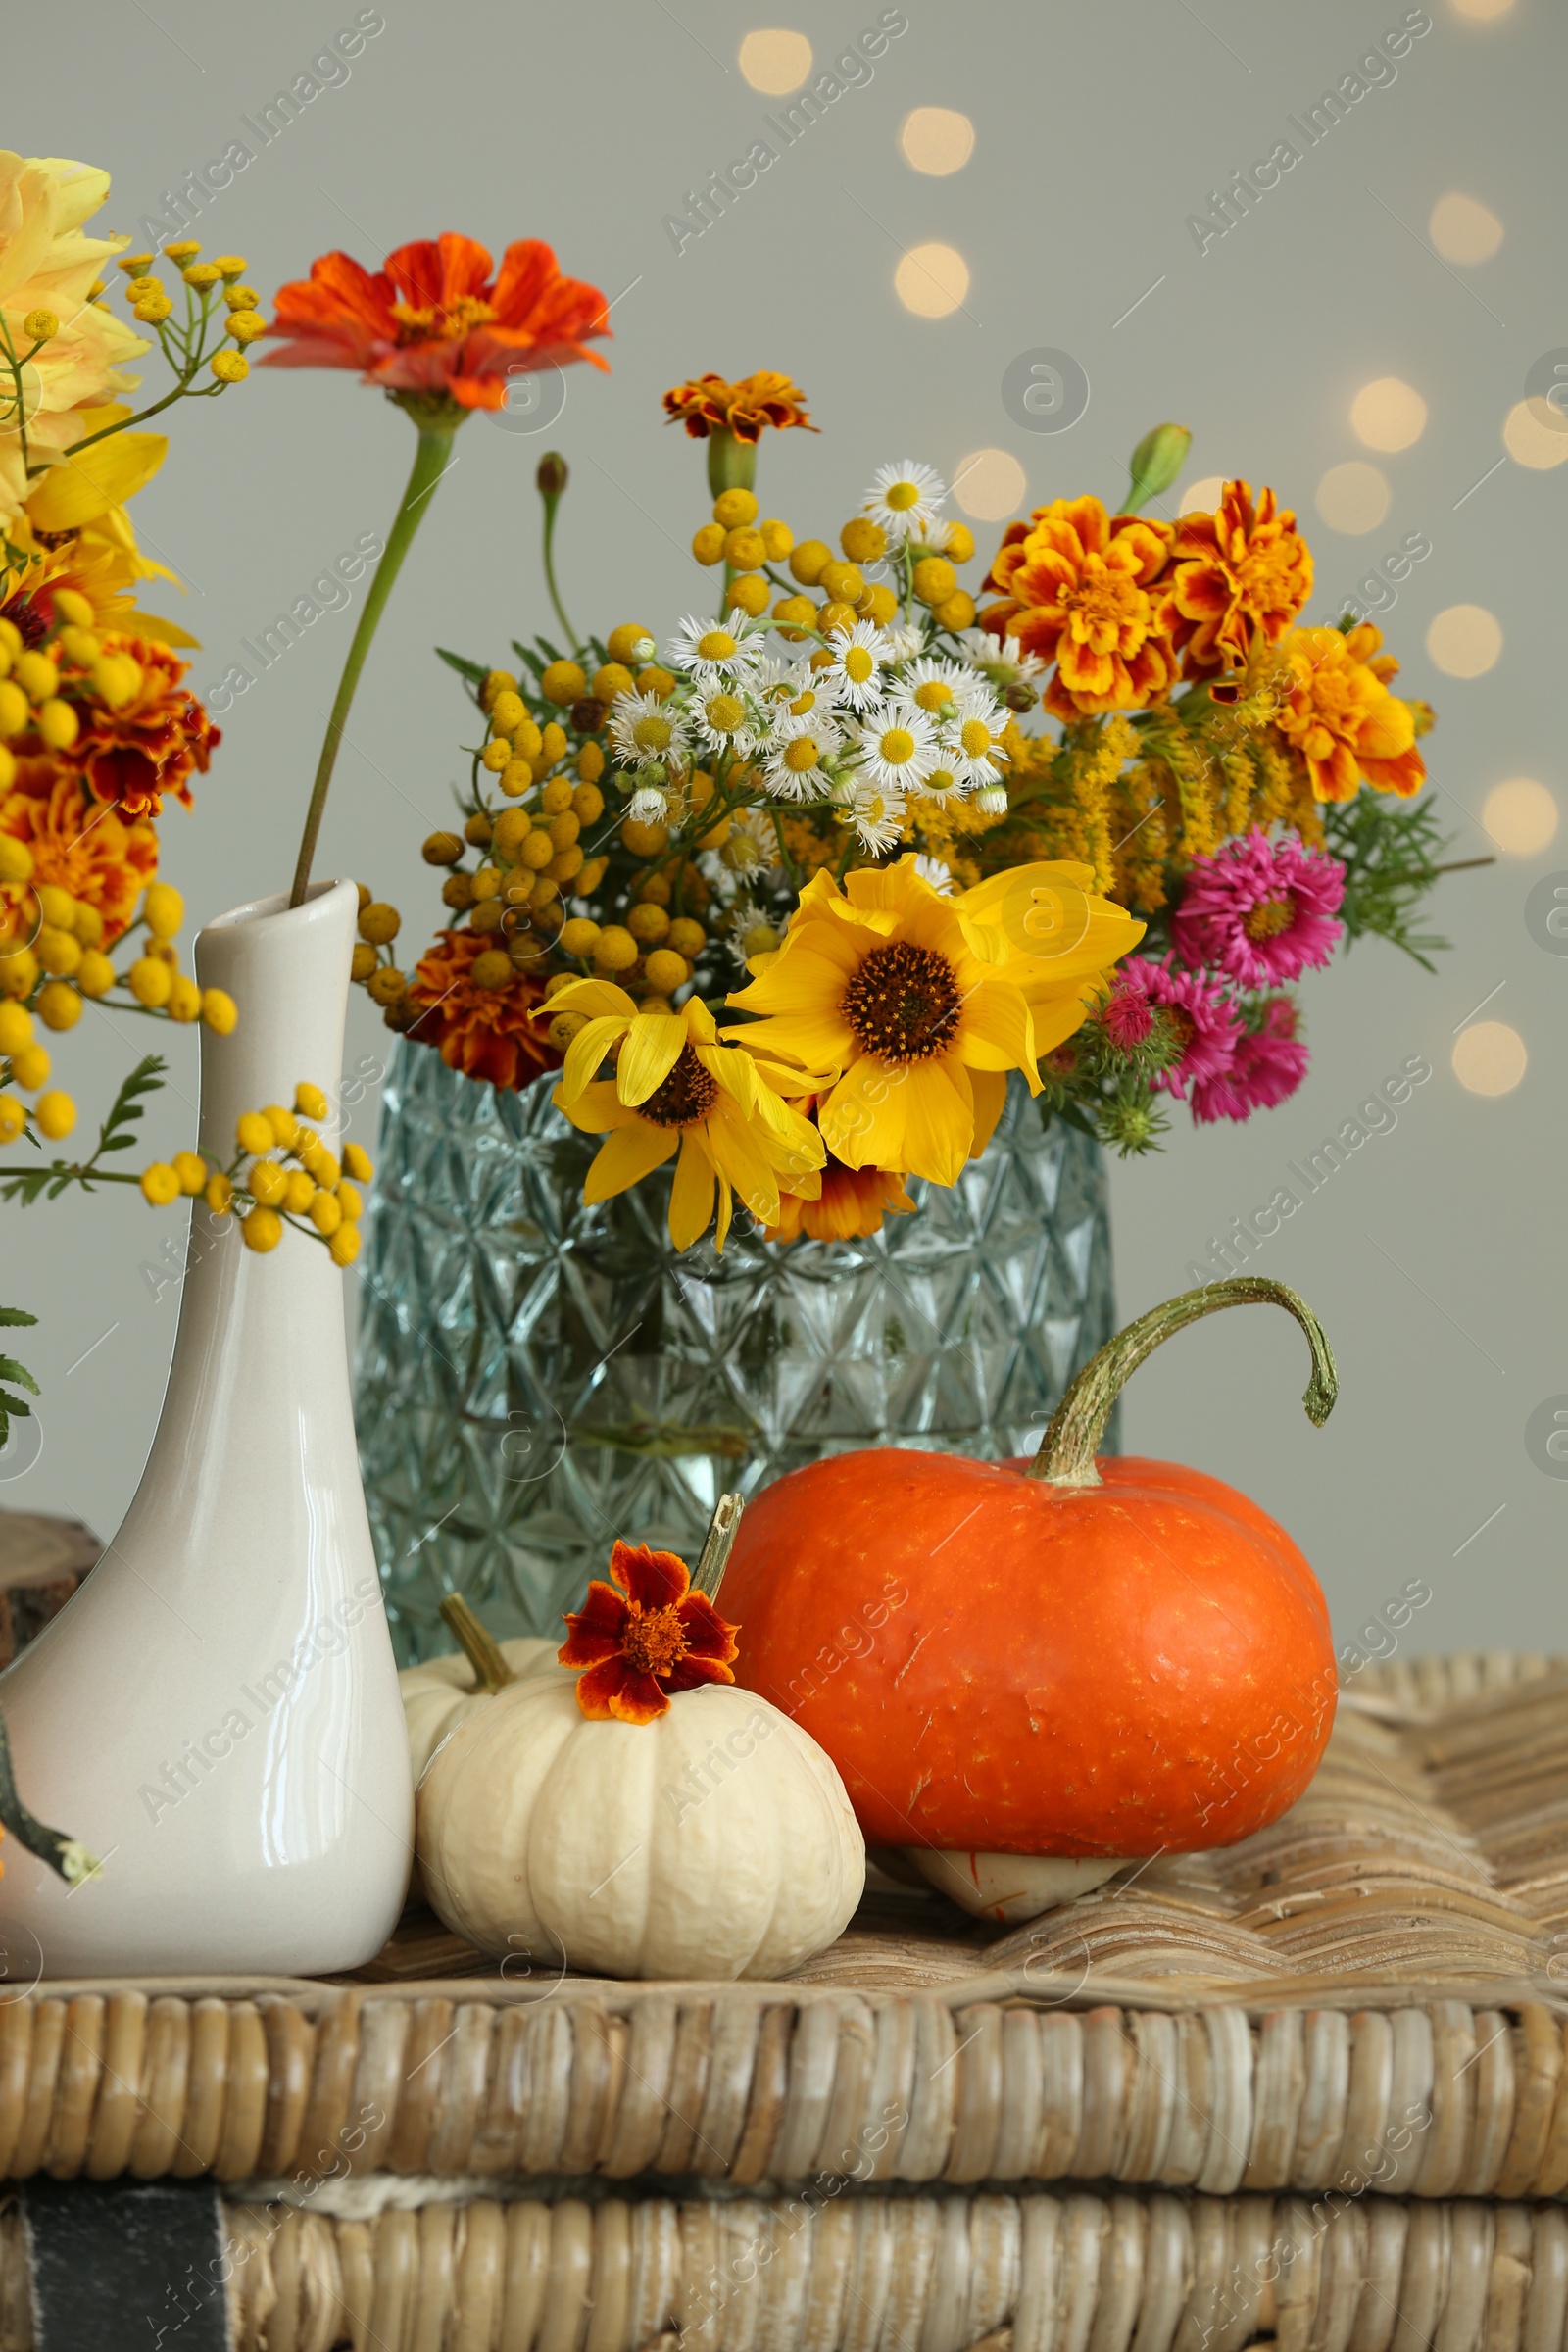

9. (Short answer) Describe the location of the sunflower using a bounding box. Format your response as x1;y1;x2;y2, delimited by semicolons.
979;496;1177;718
1269;622;1426;802
662;370;816;443
724;858;1144;1187
551;982;828;1251
1157;480;1313;680
403;928;558;1092
262;234;611;413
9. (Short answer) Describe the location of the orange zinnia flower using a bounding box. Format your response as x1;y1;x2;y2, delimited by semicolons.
68;637;219;818
403;928;559;1092
1;766;157;945
981;496;1177;719
1270;622;1426;803
560;1541;740;1724
1157;480;1314;681
662;370;816;443
262;234;611;411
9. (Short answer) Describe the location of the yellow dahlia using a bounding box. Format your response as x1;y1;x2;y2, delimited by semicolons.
0;156;149;518
724;858;1143;1188
1270;622;1426;803
552;983;827;1251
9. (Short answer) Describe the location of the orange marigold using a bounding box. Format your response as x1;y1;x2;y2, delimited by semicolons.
68;637;219;818
559;1540;739;1724
1157;480;1314;681
767;1153;915;1245
981;496;1176;719
1270;622;1426;803
404;928;560;1092
1;765;157;945
662;370;816;443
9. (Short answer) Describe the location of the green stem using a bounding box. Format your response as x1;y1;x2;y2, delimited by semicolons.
1029;1276;1338;1489
439;1592;514;1692
290;423;458;907
539;487;579;651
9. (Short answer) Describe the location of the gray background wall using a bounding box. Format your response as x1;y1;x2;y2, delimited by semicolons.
7;0;1562;1666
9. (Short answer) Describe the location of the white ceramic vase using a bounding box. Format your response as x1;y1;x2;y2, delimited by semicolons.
0;879;413;1977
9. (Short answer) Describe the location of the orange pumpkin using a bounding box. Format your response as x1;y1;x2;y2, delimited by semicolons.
722;1279;1339;1858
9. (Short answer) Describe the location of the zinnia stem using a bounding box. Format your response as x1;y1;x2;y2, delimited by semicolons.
1028;1276;1338;1489
539;484;579;651
289;423;458;908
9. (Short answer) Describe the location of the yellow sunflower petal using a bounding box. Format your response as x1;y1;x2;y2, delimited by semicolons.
616;1012;690;1107
956;973;1039;1082
899;1058;975;1189
668;1133;717;1250
696;1042;759;1116
1030;987;1099;1058
550;978;639;1020
554;1079;643;1137
969;1068;1008;1160
819;1056;909;1173
561;1014;631;1104
708;1092;784;1221
714;1172;734;1255
583;1119;680;1204
720;1009;858;1070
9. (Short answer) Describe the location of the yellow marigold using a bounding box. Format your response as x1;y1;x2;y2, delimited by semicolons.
1270;622;1427;804
1156;480;1314;680
980;496;1177;719
1;763;157;945
662;370;817;444
0;155;149;518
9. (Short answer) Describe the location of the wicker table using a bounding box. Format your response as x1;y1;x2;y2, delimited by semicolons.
3;1650;1567;2349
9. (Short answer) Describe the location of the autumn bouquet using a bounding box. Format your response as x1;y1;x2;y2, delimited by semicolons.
341;370;1455;1255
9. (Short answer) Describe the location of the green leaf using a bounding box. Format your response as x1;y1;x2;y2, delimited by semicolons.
0;1307;37;1330
435;645;488;687
1324;790;1457;972
94;1054;166;1159
0;1309;38;1452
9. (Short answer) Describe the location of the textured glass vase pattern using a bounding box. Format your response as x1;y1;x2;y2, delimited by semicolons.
355;1041;1117;1660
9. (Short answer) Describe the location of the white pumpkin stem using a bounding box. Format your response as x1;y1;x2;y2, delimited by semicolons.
691;1492;744;1602
439;1592;515;1692
1028;1276;1339;1490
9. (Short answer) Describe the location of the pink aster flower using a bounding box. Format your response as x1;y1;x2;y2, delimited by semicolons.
1171;829;1345;989
1100;970;1155;1054
1192;996;1309;1124
1123;955;1242;1099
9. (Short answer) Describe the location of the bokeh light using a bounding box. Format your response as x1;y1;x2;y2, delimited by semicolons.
894;243;969;318
1315;462;1391;534
1483;777;1559;856
1451;1021;1526;1096
737;29;812;92
1350;378;1427;452
1429;191;1504;264
952;448;1027;520
1502;399;1568;469
1426;605;1503;677
900;108;975;174
1450;0;1514;19
1179;474;1226;516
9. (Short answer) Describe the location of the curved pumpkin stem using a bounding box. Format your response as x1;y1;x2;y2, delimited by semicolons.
439;1592;514;1692
1028;1276;1338;1490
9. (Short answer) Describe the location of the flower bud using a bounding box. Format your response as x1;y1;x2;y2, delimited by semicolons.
1124;422;1193;514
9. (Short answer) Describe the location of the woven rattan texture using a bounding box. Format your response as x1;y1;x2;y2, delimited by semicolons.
1;2180;1561;2352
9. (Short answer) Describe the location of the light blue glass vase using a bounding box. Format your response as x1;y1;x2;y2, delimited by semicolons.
354;1041;1118;1661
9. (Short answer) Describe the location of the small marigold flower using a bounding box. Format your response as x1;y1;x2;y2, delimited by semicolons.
1156;481;1314;681
662;370;817;443
559;1540;740;1723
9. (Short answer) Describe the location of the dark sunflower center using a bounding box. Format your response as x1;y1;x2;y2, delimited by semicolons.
641;1044;719;1128
842;942;961;1066
621;1603;688;1676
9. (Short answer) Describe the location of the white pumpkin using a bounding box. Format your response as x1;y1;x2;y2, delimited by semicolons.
400;1637;560;1783
416;1676;865;1980
906;1849;1132;1924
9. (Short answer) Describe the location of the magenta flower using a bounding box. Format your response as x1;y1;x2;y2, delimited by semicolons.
1123;955;1242;1099
1192;996;1310;1124
1100;970;1155;1054
1172;829;1346;989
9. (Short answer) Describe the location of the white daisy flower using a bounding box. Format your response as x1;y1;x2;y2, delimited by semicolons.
940;705;1007;789
693;682;764;759
664;611;767;685
762;710;841;802
914;760;970;804
957;627;1047;692
878;619;929;663
914;854;956;895
889;655;970;724
974;784;1009;815
844;778;907;855
627;785;670;826
823;617;889;711
608;689;688;770
718;808;777;878
906;514;957;555
856;706;939;794
863;460;946;542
